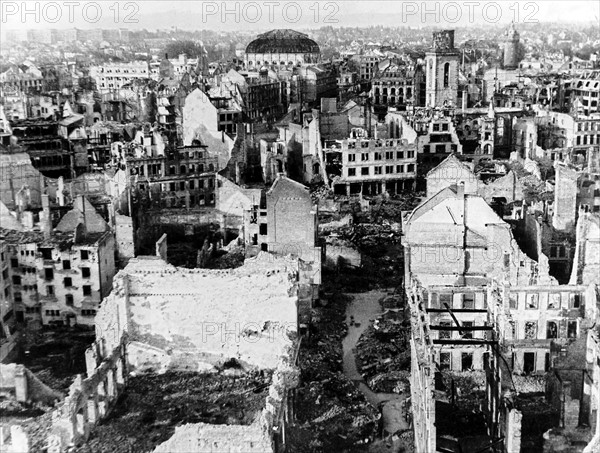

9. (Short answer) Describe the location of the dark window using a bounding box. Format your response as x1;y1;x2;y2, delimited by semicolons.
44;268;54;281
259;224;268;235
47;285;54;296
63;260;71;270
80;250;89;260
568;321;578;338
439;352;451;370
12;275;21;285
546;321;558;339
66;294;74;306
525;321;537;339
11;258;18;268
523;352;535;374
571;294;581;308
439;321;451;339
462;321;473;339
81;267;91;278
361;167;369;176
348;168;356;177
462;294;475;309
526;294;538;309
40;248;52;259
439;293;452;307
64;277;72;287
461;352;473;371
83;285;92;296
443;63;450;88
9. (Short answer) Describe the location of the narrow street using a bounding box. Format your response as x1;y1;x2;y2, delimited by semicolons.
342;290;411;452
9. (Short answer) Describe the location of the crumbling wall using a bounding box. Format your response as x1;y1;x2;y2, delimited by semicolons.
479;171;524;204
325;244;362;269
114;213;134;265
0;426;29;453
155;233;167;261
152;421;272;453
0;363;61;404
552;163;578;231
151;346;299;453
569;211;600;286
96;254;299;372
506;407;523;453
47;336;128;450
125;259;298;370
406;280;437;452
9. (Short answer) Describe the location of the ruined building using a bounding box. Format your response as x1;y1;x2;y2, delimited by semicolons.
0;252;302;452
405;176;600;451
0;196;116;328
329;136;417;196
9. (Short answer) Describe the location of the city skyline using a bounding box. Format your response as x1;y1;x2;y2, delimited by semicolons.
1;0;599;38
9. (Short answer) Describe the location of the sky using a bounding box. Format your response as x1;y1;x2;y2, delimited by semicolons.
1;0;599;38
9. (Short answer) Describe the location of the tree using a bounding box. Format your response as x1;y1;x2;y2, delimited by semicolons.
164;40;205;59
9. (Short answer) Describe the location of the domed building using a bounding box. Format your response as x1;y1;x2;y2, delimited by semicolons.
245;29;320;69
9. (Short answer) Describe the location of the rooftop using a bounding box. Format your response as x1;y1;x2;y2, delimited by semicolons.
246;29;320;55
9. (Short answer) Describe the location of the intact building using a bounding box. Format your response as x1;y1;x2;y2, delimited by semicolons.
425;30;459;108
244;29;320;70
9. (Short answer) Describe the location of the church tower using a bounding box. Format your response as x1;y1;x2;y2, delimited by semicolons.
425;30;459;108
503;22;520;70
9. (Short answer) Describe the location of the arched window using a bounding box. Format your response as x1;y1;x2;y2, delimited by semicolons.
443;63;450;88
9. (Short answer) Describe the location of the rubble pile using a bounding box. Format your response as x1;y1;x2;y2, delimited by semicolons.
288;288;379;452
508;161;553;203
518;395;559;451
76;370;272;453
5;408;54;452
440;371;487;412
355;310;411;391
208;243;246;269
17;328;94;392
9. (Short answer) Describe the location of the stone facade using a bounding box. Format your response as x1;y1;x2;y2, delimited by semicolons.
425;31;459;108
553;162;579;231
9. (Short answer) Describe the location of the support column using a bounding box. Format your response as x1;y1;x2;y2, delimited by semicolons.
85;348;96;377
87;399;98;424
14;365;28;402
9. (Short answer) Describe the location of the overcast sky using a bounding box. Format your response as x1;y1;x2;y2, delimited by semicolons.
1;1;599;37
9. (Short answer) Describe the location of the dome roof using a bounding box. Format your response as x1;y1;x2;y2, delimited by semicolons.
246;29;319;55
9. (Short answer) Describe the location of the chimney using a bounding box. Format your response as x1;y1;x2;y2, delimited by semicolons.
78;195;87;234
42;194;51;239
